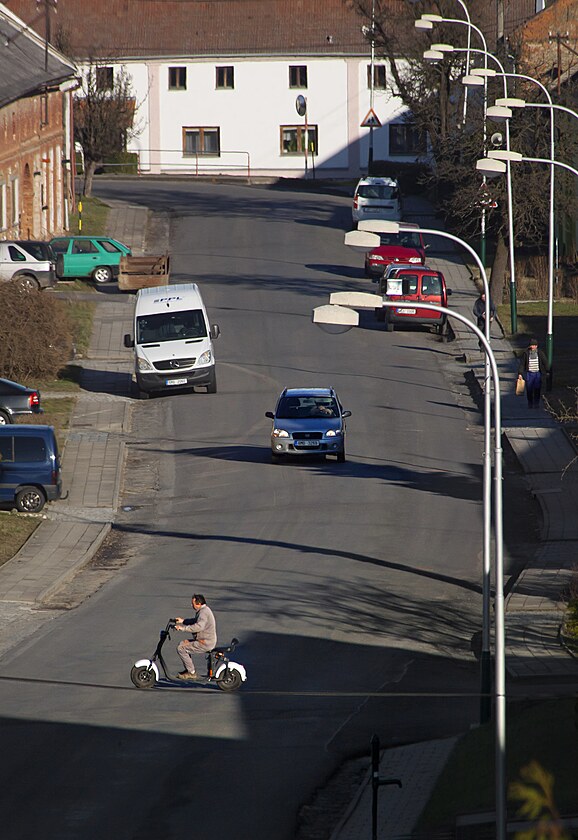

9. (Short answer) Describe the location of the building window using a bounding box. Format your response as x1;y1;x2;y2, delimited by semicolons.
169;67;187;90
216;66;234;89
367;65;386;90
280;125;318;155
96;66;114;91
389;123;427;156
289;65;308;88
183;127;220;156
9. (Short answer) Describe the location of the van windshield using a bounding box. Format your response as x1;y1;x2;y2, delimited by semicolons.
136;311;207;344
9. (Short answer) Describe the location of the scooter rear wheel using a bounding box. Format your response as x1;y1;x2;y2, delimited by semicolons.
217;669;243;692
131;665;157;689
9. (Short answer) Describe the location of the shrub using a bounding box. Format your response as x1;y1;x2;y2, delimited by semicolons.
0;284;73;381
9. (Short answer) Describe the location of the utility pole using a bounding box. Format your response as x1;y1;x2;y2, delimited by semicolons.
36;0;57;70
548;31;570;97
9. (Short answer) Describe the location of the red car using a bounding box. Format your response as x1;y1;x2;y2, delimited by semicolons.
364;223;426;277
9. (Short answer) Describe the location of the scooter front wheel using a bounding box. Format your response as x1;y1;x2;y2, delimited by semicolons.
131;665;157;689
217;669;243;692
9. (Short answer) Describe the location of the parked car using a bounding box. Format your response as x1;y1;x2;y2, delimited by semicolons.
0;240;57;289
364;223;426;277
0;424;62;512
376;265;452;334
265;387;351;464
0;377;42;424
50;235;132;284
352;176;402;224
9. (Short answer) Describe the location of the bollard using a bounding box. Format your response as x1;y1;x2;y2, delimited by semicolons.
371;734;402;840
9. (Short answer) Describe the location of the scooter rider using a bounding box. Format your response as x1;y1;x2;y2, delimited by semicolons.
174;594;217;680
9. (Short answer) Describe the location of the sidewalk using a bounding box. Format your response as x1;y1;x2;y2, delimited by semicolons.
0;201;160;617
331;197;578;839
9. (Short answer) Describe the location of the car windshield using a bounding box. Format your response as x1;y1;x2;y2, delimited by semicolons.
378;232;421;248
16;242;53;261
358;185;397;200
276;396;339;419
136;311;207;344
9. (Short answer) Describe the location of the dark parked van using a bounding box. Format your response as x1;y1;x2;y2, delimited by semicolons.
0;425;62;512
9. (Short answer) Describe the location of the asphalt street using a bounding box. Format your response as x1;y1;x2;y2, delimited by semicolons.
0;179;536;839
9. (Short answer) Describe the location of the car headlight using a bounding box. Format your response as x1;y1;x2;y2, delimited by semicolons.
137;356;154;371
198;349;213;365
371;254;384;261
409;257;421;263
272;428;289;438
326;429;342;437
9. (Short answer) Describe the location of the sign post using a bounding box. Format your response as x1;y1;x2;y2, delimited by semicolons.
296;95;308;177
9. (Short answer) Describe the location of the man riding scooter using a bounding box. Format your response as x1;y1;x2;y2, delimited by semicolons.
174;593;217;680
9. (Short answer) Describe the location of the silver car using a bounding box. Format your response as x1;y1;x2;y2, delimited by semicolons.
265;387;351;464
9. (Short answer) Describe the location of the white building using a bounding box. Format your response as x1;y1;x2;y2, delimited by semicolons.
7;0;422;179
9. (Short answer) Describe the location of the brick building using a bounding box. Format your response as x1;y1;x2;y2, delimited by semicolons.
0;3;77;239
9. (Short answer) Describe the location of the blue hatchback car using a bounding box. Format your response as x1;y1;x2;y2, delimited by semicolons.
0;425;62;512
265;387;351;464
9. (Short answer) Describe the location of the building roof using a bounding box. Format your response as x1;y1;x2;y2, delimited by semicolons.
0;3;76;108
5;0;379;59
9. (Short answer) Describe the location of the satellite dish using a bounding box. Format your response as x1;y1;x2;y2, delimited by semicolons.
295;95;307;117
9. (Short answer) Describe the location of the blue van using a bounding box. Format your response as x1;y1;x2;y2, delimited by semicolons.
0;425;62;512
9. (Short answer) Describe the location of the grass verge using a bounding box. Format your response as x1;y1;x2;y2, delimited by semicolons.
497;300;578;410
417;698;578;832
68;195;110;236
0;514;40;567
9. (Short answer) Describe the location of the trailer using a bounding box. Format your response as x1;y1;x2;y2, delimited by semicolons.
118;253;170;292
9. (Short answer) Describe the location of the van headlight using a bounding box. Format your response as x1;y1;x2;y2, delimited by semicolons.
272;428;289;438
326;429;342;437
137;356;154;371
198;349;213;365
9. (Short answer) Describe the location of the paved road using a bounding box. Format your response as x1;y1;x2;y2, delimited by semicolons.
0;180;496;839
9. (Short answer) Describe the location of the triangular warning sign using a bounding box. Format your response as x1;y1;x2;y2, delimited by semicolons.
361;108;382;128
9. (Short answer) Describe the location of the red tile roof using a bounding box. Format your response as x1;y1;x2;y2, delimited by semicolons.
5;0;378;58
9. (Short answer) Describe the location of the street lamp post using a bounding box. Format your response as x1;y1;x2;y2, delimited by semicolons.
356;219;493;724
415;14;490;266
489;94;578;371
478;148;578;375
312;294;506;840
425;45;518;334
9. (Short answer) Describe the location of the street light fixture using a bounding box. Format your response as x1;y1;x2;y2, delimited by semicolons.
355;218;493;727
312;292;507;840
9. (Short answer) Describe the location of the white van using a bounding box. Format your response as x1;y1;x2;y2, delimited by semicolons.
124;283;220;397
352;176;402;224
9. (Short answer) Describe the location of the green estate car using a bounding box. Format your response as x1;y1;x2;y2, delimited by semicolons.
50;236;132;284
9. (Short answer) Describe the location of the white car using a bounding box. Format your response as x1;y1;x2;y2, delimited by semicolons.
352;176;402;224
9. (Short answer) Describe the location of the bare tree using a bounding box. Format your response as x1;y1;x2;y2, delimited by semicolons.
74;63;138;196
351;0;578;302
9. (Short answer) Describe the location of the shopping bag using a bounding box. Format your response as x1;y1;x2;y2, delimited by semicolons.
515;377;525;396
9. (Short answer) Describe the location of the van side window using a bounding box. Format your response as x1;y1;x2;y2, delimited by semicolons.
0;436;13;462
14;437;46;462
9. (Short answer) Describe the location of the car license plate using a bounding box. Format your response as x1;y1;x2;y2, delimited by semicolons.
165;377;187;386
296;440;319;448
397;308;416;315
